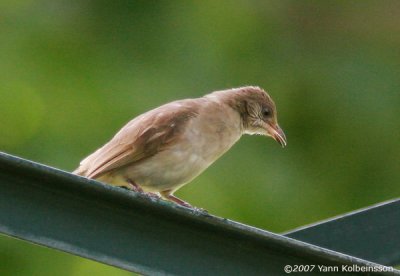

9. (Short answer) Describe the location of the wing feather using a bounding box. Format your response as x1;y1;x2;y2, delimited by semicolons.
76;100;199;179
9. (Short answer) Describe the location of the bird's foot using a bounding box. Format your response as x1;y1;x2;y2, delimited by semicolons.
193;207;208;214
167;198;208;213
143;192;161;199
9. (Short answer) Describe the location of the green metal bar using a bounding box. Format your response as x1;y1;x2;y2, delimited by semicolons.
285;198;400;266
0;152;397;275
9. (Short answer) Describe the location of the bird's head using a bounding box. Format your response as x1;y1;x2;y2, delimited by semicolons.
214;86;287;147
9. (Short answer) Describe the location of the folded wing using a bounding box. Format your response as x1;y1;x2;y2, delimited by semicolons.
74;100;199;179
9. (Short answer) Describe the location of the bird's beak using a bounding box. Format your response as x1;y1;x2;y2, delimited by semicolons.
267;123;287;147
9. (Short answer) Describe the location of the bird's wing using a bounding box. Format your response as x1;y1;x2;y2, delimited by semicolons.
78;101;200;179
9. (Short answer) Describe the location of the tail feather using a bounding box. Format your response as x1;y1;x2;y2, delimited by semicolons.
73;166;88;176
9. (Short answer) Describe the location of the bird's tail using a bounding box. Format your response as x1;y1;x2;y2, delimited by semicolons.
73;166;88;176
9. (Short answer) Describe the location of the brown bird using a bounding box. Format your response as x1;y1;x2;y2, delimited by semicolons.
74;86;286;208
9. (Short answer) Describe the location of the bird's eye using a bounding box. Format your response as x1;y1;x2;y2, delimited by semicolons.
262;107;271;118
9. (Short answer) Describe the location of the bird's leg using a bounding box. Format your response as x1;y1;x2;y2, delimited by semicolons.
125;179;143;193
125;179;161;199
160;190;193;208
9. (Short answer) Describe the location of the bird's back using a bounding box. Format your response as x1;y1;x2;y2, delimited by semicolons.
74;98;203;179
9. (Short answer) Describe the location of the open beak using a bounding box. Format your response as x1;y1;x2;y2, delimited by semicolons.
267;123;287;147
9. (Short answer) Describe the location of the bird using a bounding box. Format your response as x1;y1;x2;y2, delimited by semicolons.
74;86;286;208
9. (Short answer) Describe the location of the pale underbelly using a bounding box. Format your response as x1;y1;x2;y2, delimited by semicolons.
99;149;213;193
136;149;213;190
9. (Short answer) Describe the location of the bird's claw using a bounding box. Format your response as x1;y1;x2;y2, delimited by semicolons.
143;192;161;199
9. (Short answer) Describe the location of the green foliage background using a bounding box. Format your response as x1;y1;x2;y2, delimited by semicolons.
1;1;399;275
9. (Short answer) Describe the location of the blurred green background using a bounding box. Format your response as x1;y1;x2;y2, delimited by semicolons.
1;1;400;275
